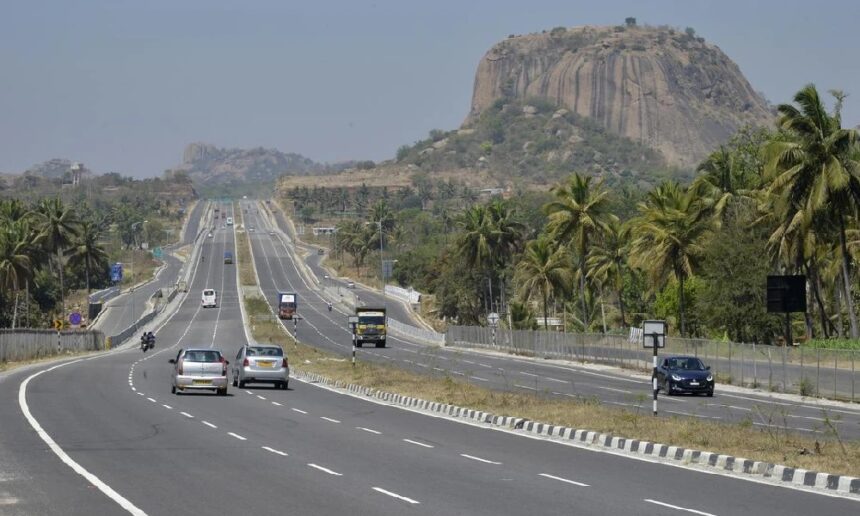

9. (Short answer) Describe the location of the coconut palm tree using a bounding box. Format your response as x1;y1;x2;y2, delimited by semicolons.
544;173;611;328
586;215;630;327
629;182;711;336
67;221;110;295
764;84;860;338
515;237;573;329
0;222;33;328
693;145;759;225
32;198;80;314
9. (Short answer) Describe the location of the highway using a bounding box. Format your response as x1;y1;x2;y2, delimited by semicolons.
0;201;856;515
93;201;206;337
252;202;860;440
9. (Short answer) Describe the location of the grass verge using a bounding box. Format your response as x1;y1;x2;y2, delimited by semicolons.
0;350;99;374
234;208;256;286
241;292;860;478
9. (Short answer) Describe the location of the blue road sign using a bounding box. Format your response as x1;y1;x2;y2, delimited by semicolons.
153;247;163;259
110;263;123;283
69;312;82;325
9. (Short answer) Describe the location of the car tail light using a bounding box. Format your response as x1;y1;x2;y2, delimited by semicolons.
282;358;288;368
177;359;184;375
243;357;250;367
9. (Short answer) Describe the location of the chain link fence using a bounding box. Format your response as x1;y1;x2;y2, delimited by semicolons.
0;329;106;363
446;326;857;402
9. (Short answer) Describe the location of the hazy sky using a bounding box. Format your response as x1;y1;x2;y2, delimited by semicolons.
1;0;858;177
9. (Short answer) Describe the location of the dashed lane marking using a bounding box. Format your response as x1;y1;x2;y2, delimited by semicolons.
538;473;590;487
403;439;434;448
307;463;342;476
202;421;217;429
228;432;247;441
372;487;420;505
460;454;501;465
320;416;341;423
644;499;716;516
292;408;308;414
262;446;288;456
357;427;381;435
180;412;193;418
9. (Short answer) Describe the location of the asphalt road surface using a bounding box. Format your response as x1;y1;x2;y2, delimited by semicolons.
251;201;860;441
0;202;856;516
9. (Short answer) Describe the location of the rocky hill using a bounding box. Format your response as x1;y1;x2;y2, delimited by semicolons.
172;143;329;190
468;24;773;166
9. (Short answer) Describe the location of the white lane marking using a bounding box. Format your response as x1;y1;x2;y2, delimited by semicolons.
262;446;288;456
786;414;832;423
19;361;147;516
307;463;342;476
131;387;136;391
357;427;381;435
146;397;156;403
137;392;144;396
753;422;820;433
470;376;489;382
538;473;590;487
544;377;568;384
478;363;492;368
644;499;717;516
202;421;217;429
666;410;721;420
403;439;434;448
462;360;476;365
706;404;752;412
245;390;253;395
514;384;536;391
292;408;308;414
320;416;341;423
594;385;633;394
228;432;247;441
460;453;501;465
520;371;539;377
180;412;194;418
162;404;172;410
272;401;282;406
372;487;420;505
415;363;429;368
452;371;465;376
433;367;445;372
257;395;266;400
719;393;792;406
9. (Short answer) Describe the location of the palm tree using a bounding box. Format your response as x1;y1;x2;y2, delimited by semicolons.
764;84;860;338
67;221;109;295
629;182;711;336
0;222;33;328
32;198;80;315
586;216;630;327
515;237;573;329
545;173;611;328
693;145;759;224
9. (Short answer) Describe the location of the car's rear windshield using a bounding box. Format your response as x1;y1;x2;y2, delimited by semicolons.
224;252;232;257
247;347;283;357
184;350;222;363
204;290;215;296
668;357;705;370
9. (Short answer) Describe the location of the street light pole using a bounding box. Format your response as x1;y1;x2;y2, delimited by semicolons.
130;220;147;331
378;221;385;305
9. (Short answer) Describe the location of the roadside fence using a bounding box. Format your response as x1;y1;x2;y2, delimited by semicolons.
388;318;445;346
446;325;858;402
0;329;106;363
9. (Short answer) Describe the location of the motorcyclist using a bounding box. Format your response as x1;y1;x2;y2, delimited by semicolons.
201;255;205;262
146;332;155;349
327;302;332;312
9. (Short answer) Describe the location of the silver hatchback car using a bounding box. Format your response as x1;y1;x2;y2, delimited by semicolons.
170;348;229;395
232;344;289;389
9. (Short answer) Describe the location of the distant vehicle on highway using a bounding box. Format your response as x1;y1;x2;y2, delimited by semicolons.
226;216;233;226
269;230;275;236
248;226;255;233
656;356;714;396
278;292;297;319
231;344;289;389
224;251;233;264
207;232;213;238
317;248;324;255
354;307;387;348
347;280;355;289
170;348;229;395
202;289;217;308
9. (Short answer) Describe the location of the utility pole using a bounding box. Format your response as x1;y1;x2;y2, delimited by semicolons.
130;220;147;331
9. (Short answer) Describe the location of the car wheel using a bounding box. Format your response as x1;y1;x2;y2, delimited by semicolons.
706;388;714;397
376;342;384;348
356;342;362;348
171;384;176;394
218;387;227;396
232;375;238;387
664;380;674;395
283;381;289;390
238;379;246;388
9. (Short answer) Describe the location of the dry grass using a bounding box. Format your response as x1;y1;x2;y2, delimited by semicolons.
0;350;99;373
241;294;860;478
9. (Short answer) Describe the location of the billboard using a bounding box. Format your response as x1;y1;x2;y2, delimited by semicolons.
110;263;123;283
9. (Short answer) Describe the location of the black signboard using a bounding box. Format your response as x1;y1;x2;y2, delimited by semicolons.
766;275;806;313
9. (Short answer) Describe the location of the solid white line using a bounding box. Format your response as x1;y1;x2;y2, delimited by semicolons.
538;473;590;487
262;446;288;456
18;362;147;516
520;371;539;377
228;432;247;441
372;487;420;505
719;393;792;406
706;403;752;412
666;410;721;420
307;463;342;476
320;416;341;423
460;453;501;465
357;427;381;435
403;439;434;448
470;376;489;382
544;377;568;384
202;421;217;429
162;404;172;410
478;363;492;368
644;499;716;516
272;401;282;406
180;412;193;418
292;408;308;414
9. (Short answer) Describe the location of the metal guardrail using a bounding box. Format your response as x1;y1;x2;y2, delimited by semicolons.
446;325;858;401
0;329;106;362
388;318;445;346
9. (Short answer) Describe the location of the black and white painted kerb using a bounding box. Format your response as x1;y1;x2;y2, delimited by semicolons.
291;368;860;497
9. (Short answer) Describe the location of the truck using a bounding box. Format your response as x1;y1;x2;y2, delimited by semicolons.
354;307;386;348
226;216;233;226
278;292;297;319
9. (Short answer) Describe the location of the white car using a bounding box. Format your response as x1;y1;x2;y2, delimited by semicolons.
202;289;217;308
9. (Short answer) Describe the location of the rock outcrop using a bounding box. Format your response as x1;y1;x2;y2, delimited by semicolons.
468;25;773;166
173;143;325;186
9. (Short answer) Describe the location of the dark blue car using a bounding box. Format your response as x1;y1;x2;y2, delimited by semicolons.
656;356;714;396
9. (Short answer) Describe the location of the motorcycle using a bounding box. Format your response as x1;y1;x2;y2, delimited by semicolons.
140;333;155;352
327;302;332;312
